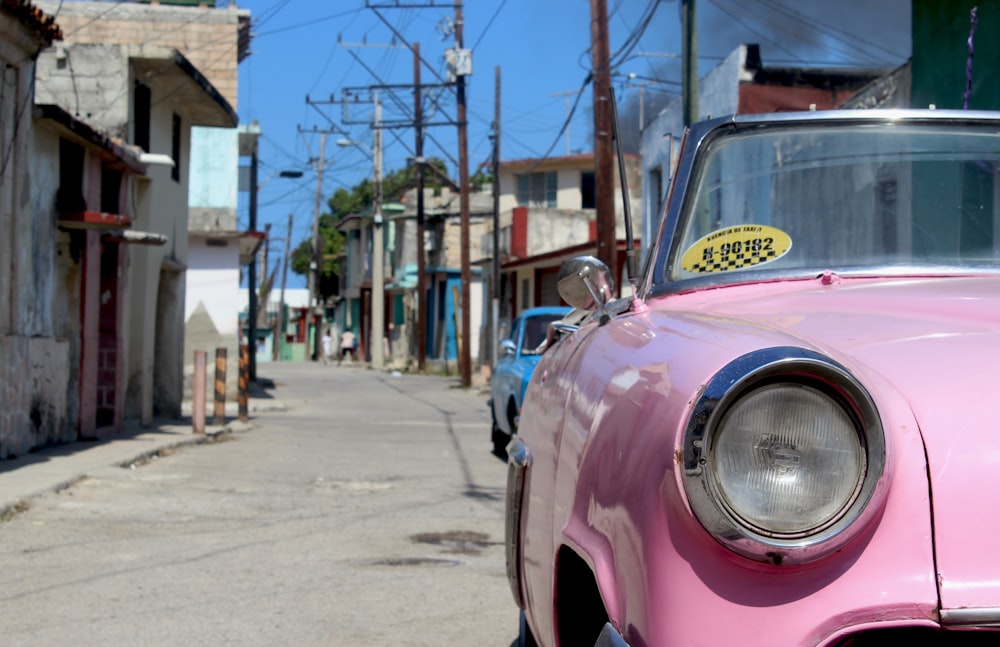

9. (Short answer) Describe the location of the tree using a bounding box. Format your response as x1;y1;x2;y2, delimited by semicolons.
471;165;493;192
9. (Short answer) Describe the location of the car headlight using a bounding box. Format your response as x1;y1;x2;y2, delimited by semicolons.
682;348;886;565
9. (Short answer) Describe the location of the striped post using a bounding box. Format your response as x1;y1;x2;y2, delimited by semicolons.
238;344;249;423
213;348;227;426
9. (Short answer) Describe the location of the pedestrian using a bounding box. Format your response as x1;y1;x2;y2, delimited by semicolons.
338;329;356;366
321;328;333;365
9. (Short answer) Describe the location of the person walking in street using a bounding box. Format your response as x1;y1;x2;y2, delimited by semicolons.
338;329;356;366
321;329;333;365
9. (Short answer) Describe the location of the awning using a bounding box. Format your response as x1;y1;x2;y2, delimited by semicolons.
59;210;133;231
189;230;265;264
103;230;168;246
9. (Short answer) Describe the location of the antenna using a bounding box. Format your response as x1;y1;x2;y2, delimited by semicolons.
608;87;639;298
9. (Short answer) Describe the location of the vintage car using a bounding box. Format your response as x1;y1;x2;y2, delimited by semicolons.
490;306;572;455
505;110;1000;647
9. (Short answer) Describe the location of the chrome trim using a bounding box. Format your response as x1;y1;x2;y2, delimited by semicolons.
941;608;1000;627
505;437;532;608
595;622;630;647
681;347;886;565
647;111;1000;299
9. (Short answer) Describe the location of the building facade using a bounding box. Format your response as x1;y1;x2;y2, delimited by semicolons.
35;0;252;402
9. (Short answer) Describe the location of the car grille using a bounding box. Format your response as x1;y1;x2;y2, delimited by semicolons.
832;627;1000;646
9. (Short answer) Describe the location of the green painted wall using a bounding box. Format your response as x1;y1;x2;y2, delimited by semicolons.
912;0;1000;109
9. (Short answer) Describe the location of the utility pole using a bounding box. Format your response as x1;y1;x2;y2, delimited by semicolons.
262;223;271;286
309;130;327;361
455;0;472;388
275;212;293;361
371;95;385;369
682;0;698;126
414;42;427;372
491;66;501;368
550;89;580;156
591;0;617;281
248;139;259;381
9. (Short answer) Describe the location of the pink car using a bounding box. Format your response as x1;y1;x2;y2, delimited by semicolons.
505;111;1000;646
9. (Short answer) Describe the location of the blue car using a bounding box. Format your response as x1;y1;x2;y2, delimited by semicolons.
489;306;571;456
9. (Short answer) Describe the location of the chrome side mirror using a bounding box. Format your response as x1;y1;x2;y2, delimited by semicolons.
500;339;517;357
557;256;615;311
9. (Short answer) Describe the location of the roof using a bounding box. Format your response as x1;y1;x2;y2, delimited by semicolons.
132;48;237;128
500;152;640;173
35;103;146;174
1;0;61;44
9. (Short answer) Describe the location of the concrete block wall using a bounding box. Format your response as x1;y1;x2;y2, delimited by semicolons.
34;1;244;107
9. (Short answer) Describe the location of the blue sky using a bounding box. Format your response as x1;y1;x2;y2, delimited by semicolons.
236;0;911;288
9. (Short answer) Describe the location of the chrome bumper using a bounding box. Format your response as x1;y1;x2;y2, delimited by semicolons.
505;437;531;608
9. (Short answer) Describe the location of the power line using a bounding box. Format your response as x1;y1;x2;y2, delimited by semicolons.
253;8;365;39
470;0;507;53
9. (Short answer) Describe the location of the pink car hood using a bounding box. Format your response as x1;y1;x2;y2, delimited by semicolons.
669;274;1000;614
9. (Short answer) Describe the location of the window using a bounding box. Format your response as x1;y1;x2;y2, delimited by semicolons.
521;277;531;310
516;171;557;208
648;166;663;216
580;171;596;209
134;81;150;152
101;167;122;214
57;139;86;212
171;113;181;182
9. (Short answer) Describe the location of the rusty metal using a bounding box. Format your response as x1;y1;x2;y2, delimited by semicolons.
213;348;227;426
238;344;249;423
193;350;206;434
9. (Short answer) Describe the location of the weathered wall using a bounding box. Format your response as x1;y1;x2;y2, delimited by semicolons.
0;336;71;459
34;1;245;107
35;44;131;139
0;12;77;457
189;126;238;227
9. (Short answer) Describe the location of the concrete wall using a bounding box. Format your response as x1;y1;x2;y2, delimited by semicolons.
34;0;245;107
497;156;643;255
35;44;132;140
189;127;239;229
184;237;242;398
0;12;74;457
121;82;193;423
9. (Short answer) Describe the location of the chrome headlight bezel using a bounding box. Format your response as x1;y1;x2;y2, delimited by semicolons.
681;347;886;565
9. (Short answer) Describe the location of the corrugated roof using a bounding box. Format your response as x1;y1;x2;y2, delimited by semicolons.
1;0;62;44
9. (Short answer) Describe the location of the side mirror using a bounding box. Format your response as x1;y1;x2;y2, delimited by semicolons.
557;255;615;310
500;339;517;357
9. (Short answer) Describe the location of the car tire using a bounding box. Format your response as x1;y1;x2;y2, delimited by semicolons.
518;610;539;647
491;413;509;459
507;398;519;435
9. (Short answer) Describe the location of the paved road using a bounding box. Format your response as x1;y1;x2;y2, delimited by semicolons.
0;362;518;646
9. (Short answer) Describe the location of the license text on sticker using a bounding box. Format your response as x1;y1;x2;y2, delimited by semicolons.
681;224;793;274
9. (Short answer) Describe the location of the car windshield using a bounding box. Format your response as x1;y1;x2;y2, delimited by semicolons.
520;314;566;355
667;122;1000;284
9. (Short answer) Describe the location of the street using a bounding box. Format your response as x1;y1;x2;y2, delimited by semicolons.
0;363;516;646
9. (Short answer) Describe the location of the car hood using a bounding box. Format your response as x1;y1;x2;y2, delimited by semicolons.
657;274;1000;613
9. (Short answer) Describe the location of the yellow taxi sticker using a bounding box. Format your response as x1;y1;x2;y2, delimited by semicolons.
680;224;792;274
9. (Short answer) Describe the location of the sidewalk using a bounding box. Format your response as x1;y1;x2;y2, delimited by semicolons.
0;381;286;520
